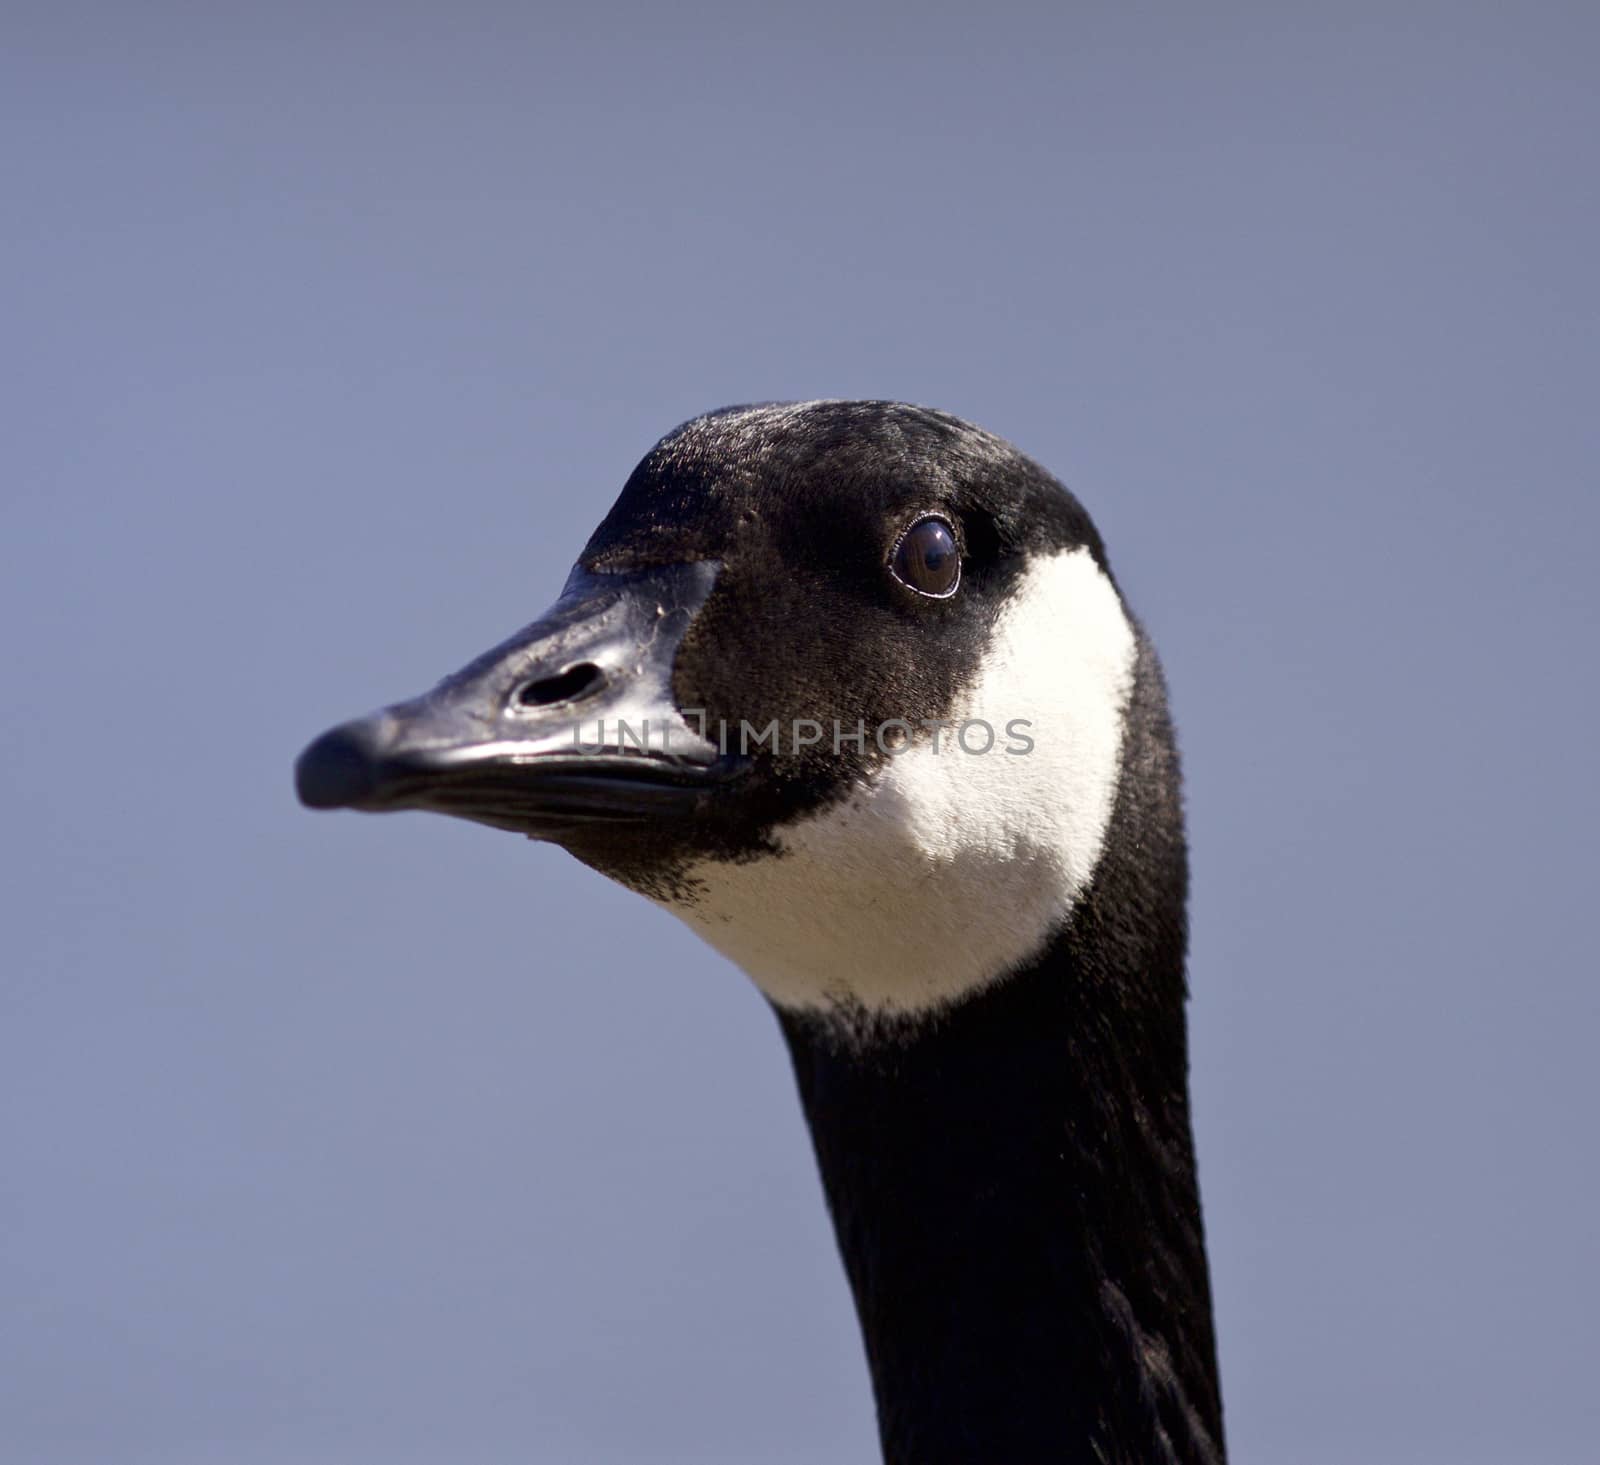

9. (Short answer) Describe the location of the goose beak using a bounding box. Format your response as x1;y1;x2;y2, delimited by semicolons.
294;560;742;839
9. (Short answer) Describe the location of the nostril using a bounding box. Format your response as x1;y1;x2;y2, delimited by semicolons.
516;662;606;708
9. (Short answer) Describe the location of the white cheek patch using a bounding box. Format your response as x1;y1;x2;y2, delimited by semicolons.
656;546;1137;1019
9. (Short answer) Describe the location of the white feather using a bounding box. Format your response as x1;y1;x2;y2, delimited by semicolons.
656;546;1136;1017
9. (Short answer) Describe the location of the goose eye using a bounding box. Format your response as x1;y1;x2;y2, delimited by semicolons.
891;516;960;598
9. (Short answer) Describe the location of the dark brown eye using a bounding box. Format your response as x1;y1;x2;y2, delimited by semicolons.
891;516;960;598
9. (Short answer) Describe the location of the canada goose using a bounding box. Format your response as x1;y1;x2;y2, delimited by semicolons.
296;401;1224;1463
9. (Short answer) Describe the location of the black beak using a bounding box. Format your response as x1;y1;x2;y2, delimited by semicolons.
295;561;741;840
